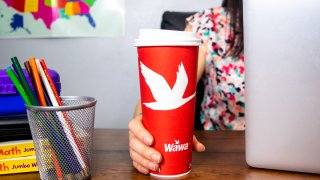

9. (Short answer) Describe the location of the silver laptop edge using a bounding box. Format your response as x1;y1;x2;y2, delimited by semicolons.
244;0;320;174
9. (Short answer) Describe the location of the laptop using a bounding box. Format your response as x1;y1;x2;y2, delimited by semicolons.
243;0;320;174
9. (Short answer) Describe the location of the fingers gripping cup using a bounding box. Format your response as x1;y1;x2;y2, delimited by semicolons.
135;29;200;177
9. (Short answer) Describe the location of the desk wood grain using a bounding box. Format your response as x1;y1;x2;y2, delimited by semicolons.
2;129;320;179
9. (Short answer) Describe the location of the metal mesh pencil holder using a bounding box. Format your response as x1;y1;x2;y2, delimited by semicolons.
26;96;97;180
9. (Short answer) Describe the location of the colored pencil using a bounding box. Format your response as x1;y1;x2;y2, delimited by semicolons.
41;81;53;106
11;56;39;106
50;146;63;179
5;66;31;105
40;60;61;106
24;61;34;85
24;61;39;101
40;59;88;166
31;59;83;174
27;58;75;175
39;112;74;175
8;56;90;178
36;59;59;106
6;57;67;176
36;59;86;170
11;63;20;82
29;57;47;106
25;60;51;105
24;60;65;175
51;112;83;174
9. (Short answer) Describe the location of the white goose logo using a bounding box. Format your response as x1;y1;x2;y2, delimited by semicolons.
140;61;195;110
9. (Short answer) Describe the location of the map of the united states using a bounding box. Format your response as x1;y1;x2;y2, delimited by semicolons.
3;0;96;34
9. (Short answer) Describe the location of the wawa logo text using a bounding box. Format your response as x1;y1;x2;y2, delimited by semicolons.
164;140;189;152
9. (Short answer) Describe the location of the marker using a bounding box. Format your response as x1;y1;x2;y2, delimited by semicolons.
5;67;31;105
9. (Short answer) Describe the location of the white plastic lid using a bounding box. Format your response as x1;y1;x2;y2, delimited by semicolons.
134;29;201;47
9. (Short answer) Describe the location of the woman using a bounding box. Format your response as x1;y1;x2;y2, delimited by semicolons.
129;0;244;174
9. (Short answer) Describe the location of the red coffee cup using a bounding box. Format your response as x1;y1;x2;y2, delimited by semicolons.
135;29;200;178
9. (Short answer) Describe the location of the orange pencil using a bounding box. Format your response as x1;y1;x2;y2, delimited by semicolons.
29;57;47;106
50;146;63;179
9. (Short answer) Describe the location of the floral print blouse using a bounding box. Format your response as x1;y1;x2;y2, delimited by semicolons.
186;7;245;130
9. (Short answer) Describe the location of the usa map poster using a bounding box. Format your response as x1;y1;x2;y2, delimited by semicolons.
0;0;124;38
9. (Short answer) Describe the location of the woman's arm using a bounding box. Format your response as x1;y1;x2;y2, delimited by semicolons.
196;44;206;82
185;25;206;83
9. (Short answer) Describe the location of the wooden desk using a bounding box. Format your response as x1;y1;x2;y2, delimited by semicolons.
2;129;320;179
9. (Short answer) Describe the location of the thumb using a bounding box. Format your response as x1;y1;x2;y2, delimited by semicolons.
193;135;205;152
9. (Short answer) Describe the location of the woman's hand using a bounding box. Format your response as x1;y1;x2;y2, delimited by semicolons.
128;114;161;174
128;114;206;174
